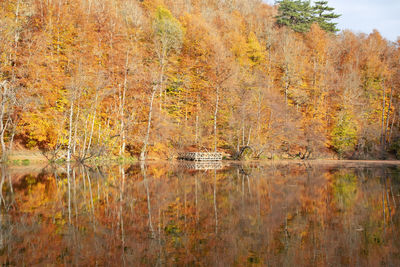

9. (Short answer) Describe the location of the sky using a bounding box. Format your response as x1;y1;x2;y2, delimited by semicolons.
264;0;400;42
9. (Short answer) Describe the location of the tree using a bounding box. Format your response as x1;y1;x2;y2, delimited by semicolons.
153;5;184;104
275;0;313;33
331;111;358;158
312;1;341;33
275;0;340;33
140;6;184;161
0;81;17;160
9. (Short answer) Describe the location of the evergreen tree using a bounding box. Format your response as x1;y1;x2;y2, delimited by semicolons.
312;1;341;32
275;0;313;33
275;0;340;33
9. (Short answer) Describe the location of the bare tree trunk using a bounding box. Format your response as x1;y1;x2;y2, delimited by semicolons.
389;111;396;145
8;119;17;152
140;87;156;161
119;103;126;157
0;82;10;161
0;167;6;208
195;112;199;145
0;129;6;162
83;92;99;160
9;0;20;82
119;51;129;156
214;86;220;152
159;51;166;110
87;106;97;152
381;82;386;151
237;134;240;154
80;116;89;158
284;72;289;107
72;106;80;155
67;97;74;162
256;91;262;139
247;126;252;146
242;116;245;146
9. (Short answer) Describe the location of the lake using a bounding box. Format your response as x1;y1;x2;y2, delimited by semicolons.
0;161;399;266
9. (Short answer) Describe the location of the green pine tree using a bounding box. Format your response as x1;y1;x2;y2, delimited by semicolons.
275;0;313;33
312;1;341;33
275;0;340;33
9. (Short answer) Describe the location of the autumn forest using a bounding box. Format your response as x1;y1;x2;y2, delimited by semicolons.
1;0;400;162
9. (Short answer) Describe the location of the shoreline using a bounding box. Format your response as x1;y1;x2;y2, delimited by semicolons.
5;155;400;167
4;148;400;167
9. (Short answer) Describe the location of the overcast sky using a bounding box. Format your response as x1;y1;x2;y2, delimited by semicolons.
264;0;400;42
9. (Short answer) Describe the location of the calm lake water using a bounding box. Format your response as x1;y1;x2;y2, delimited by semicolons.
0;161;399;266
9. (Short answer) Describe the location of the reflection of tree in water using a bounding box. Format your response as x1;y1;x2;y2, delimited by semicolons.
0;163;399;265
333;171;358;212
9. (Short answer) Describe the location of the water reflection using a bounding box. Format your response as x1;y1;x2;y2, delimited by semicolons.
0;162;399;266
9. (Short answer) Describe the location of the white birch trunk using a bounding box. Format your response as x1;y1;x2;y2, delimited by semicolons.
67;98;74;162
140;87;157;161
214;86;219;152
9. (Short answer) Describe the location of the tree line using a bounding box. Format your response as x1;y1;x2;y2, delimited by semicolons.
0;0;399;161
